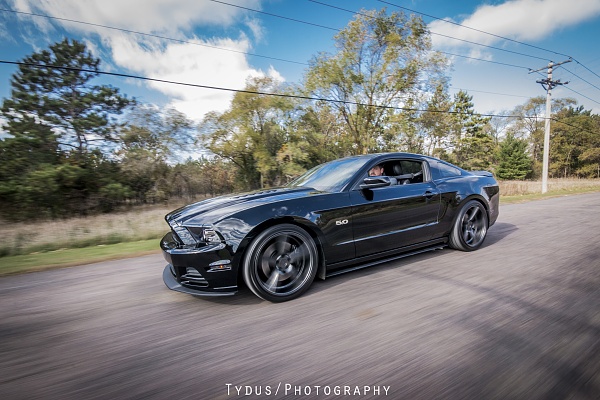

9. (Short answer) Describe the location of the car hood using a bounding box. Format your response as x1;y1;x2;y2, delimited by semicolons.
166;186;320;226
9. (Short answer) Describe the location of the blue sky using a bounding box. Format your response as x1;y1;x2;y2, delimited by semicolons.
1;0;600;122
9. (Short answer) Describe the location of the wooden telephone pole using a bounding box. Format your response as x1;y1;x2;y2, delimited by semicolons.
529;59;571;193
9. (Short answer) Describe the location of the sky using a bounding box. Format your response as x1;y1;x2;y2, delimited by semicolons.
1;0;600;123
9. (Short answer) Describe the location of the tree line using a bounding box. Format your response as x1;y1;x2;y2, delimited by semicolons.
1;9;599;221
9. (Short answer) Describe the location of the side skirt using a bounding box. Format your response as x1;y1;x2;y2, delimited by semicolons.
325;241;447;278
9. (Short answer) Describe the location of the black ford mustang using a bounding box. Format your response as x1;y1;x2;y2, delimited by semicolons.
161;153;499;302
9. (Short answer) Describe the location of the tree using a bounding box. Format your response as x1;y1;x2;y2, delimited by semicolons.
0;39;133;219
304;8;449;155
496;133;532;180
2;38;132;158
509;96;577;178
118;105;195;202
579;148;600;178
202;76;296;190
550;106;600;178
167;158;235;200
294;102;358;160
420;82;453;157
448;90;493;170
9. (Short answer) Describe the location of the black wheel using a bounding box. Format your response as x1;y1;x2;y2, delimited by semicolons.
242;224;318;302
449;200;488;251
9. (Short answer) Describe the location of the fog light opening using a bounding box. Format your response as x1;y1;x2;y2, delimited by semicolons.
207;260;232;272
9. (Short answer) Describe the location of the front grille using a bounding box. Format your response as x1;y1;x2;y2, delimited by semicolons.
180;267;209;288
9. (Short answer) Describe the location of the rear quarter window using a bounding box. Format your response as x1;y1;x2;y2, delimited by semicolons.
432;161;463;179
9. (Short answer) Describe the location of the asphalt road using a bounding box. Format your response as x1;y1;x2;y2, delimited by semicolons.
1;193;599;400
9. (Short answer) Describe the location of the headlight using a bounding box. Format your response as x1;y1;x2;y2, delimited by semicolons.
172;226;197;246
202;228;222;243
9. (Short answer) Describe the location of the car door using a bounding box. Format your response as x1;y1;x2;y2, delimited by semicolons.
349;160;441;258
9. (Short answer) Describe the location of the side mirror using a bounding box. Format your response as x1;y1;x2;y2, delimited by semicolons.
360;175;392;189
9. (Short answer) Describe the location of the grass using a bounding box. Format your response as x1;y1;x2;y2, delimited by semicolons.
1;178;599;276
499;178;600;204
0;205;173;258
0;239;159;276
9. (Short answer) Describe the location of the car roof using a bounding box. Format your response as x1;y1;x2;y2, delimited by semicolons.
339;152;436;163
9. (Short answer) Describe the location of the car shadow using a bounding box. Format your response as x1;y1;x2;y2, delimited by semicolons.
307;249;447;296
186;221;518;305
190;285;264;306
483;221;518;246
306;221;518;297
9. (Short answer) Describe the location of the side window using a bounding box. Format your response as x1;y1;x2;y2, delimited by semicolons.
356;159;428;189
437;161;462;178
369;160;425;185
399;161;422;175
394;160;424;184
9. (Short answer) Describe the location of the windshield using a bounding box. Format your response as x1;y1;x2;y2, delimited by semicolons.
287;156;371;192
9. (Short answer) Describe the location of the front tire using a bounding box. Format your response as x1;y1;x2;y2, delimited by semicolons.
242;224;318;302
449;200;489;251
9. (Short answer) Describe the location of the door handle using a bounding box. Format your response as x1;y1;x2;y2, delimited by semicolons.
423;190;438;199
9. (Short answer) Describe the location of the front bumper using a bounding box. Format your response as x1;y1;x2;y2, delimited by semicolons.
163;264;237;296
161;232;238;296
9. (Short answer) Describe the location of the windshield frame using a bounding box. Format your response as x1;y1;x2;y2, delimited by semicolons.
287;156;373;192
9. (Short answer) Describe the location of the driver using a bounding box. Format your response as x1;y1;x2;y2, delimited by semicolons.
368;164;384;176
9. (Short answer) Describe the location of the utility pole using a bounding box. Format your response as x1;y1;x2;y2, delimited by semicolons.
529;59;571;193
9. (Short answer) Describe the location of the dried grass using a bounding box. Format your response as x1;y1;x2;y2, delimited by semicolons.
0;205;175;257
499;178;600;196
1;180;599;257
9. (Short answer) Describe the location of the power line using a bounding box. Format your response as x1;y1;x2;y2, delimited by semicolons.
5;2;599;85
2;5;531;72
208;0;338;31
308;0;598;108
448;87;530;99
551;117;599;134
557;66;600;106
431;32;549;62
563;67;600;94
561;86;600;107
530;59;572;193
3;4;598;113
375;0;600;88
440;51;530;70
307;0;551;62
0;59;533;119
1;60;597;136
211;0;554;64
0;7;308;66
530;68;600;109
572;59;600;81
1;4;542;99
376;0;571;59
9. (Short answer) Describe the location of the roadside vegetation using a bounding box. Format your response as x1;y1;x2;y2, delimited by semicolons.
1;180;599;276
499;179;600;201
1;9;599;275
0;206;172;258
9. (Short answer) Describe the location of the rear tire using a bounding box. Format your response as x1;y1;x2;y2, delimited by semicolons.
242;224;318;302
449;200;488;251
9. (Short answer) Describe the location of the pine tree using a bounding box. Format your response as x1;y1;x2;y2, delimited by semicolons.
2;38;132;158
0;39;133;219
449;91;494;170
496;133;532;180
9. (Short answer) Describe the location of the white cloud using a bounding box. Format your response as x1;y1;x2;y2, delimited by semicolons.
108;34;282;120
0;18;11;42
430;0;600;48
10;0;263;37
244;17;265;43
8;0;281;121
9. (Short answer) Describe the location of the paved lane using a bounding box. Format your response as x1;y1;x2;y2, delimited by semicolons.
1;193;599;399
